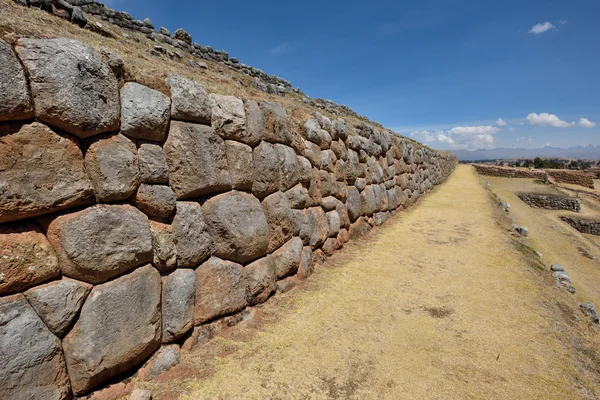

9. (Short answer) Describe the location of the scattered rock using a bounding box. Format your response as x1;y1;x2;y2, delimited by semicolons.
550;264;565;272
580;302;600;324
120;82;171;141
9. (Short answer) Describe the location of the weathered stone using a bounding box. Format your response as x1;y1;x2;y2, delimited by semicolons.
24;277;91;337
203;191;269;263
0;222;59;295
63;265;162;395
313;111;332;133
0;122;94;223
270;237;303;279
139;344;180;380
16;38;119;138
304;140;323;169
322;150;337;173
275;143;301;192
331;139;348;162
297;246;315;279
166;75;212;124
299;207;328;249
47;204;152;284
130;389;153;400
173;202;212;268
99;47;125;81
85;133;140;202
243;100;264;147
133;184;176;218
360;186;377;216
321;196;339;211
210;94;249;143
262;191;294;253
336;202;350;229
277;276;299;293
373;211;390;226
321;238;337;256
164;121;231;198
0;40;34;121
286;184;310;209
550;264;565;272
581;302;600;324
260;101;293;145
327;210;341;237
339;228;350;244
120;82;170;141
319;170;336;197
252;141;280;198
225;140;253;190
195;257;247;324
245;256;277;305
162;269;195;343
349;218;371;239
305;119;326;147
298;156;313;183
173;28;192;44
332;119;349;140
0;294;71;400
148;220;176;273
138;142;169;184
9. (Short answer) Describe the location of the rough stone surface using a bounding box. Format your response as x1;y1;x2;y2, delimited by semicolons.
349;218;371;239
161;269;195;343
262;191;294;253
16;38;120;138
120;82;171;141
581;302;600;324
304;140;323;169
172;202;212;268
130;389;153;400
139;344;180;380
270;237;303;279
24;277;91;337
166;75;212;124
203;191;269;263
138;143;169;184
47;204;153;284
210;94;248;143
0;122;95;223
149;220;177;273
133;184;177;218
245;256;277;305
85;133;140;202
346;186;362;222
0;294;71;400
0;39;34;121
252;141;281;198
243;100;264;147
260;101;293;145
286;184;310;209
360;186;377;216
327;210;341;237
276;143;301;192
195;257;247;324
63;265;162;395
0;222;60;295
300;207;328;249
225;140;253;190
297;246;315;280
164;121;231;198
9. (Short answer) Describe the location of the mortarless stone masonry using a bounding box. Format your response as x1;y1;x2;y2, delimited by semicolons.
517;193;581;212
0;37;456;397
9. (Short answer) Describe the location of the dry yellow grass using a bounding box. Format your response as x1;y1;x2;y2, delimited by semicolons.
135;166;600;399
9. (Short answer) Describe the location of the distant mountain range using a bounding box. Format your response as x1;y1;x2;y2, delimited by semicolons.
452;145;600;161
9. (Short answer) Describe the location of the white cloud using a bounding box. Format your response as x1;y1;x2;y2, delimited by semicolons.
516;136;531;142
496;118;507;127
509;127;515;131
526;112;574;128
528;21;556;34
410;125;499;150
578;118;596;128
559;20;568;25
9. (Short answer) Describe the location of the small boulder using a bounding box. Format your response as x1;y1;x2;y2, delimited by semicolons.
580;302;600;324
133;184;177;218
270;237;303;279
139;345;180;380
210;94;249;143
138;143;170;184
173;28;192;44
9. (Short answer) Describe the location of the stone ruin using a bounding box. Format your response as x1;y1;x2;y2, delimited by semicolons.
517;193;581;212
0;37;457;398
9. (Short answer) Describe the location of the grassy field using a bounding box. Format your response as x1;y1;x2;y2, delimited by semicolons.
134;166;600;399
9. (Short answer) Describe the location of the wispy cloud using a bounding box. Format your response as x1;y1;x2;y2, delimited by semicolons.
559;20;568;25
410;125;500;150
528;21;556;35
496;118;507;127
516;136;532;142
268;43;290;56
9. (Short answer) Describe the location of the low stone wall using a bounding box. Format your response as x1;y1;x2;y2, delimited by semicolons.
473;165;546;179
517;193;581;212
561;217;600;236
0;37;456;398
544;169;595;189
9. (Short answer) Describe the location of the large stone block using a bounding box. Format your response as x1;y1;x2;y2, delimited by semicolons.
164;121;231;199
149;220;177;273
63;265;162;395
132;184;177;218
326;210;341;237
203;191;269;263
210;94;249;143
260;101;293;145
262;191;294;253
245;256;277;306
166;75;212;124
243;100;264;147
162;269;195;343
138;142;169;184
173;202;212;268
0;294;71;400
24;277;91;337
0;222;60;295
0;122;94;223
275;143;301;192
85;133;140;202
0;39;34;121
303;139;323;169
225;140;253;190
194;257;247;324
120;82;171;141
16;38;119;138
360;185;377;216
47;204;153;284
346;186;361;222
286;183;310;209
299;207;328;249
252;141;280;198
270;237;303;279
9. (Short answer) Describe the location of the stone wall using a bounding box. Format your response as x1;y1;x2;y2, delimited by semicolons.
561;217;600;236
472;164;546;179
544;169;595;189
517;193;581;212
0;37;456;398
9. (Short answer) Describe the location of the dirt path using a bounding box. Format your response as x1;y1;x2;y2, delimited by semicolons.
145;165;600;399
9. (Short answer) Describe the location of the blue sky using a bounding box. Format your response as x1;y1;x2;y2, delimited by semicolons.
106;0;599;151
